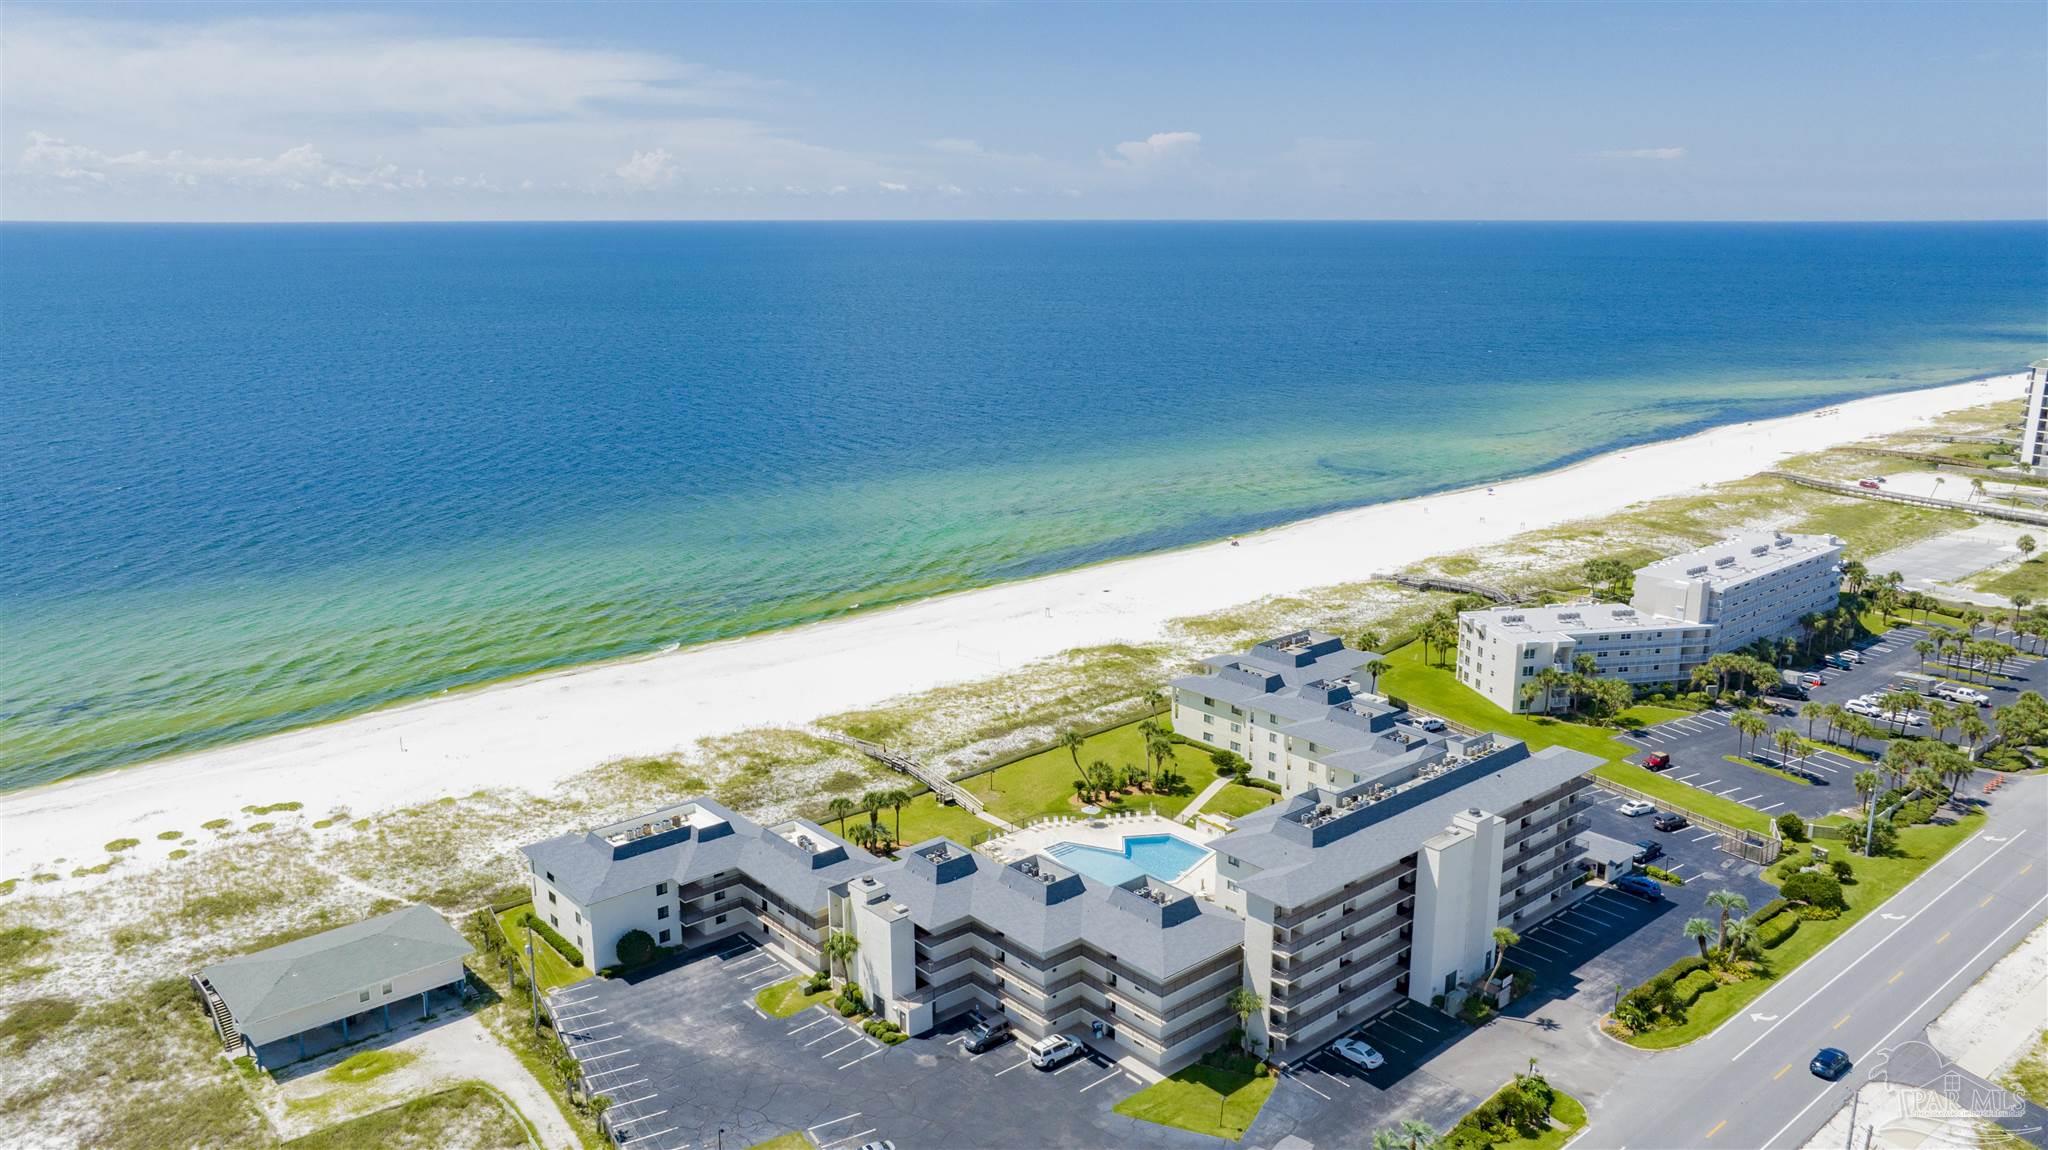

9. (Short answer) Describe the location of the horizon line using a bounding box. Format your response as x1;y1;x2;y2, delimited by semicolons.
4;216;2045;227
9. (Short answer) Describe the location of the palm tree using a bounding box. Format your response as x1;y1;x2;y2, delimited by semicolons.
1356;629;1383;654
827;796;856;834
1683;916;1715;960
1854;769;1880;811
1485;927;1520;993
2020;534;2037;562
1732;711;1767;759
1225;987;1263;1052
1060;729;1087;787
1364;658;1392;695
821;929;859;980
1914;639;1935;669
860;790;888;828
1959;713;1990;755
1397;1120;1442;1150
1773;726;1801;771
1706;889;1749;954
1880;690;1920;735
883;789;911;846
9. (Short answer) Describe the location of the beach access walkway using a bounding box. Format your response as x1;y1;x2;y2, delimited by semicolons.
817;731;1017;830
1176;775;1233;825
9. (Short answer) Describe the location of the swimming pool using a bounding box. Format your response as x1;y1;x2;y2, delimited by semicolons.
1045;833;1212;885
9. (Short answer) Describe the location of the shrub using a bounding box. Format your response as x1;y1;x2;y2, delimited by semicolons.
519;912;584;967
615;929;656;969
1673;968;1718;1006
1830;858;1854;882
1244;777;1283;794
804;971;831;994
1797;905;1841;921
1752;898;1790;924
1781;871;1847;911
1777;813;1808;843
1760;915;1800;949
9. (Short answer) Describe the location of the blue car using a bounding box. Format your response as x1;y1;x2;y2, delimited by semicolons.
1811;1048;1851;1079
1613;874;1662;901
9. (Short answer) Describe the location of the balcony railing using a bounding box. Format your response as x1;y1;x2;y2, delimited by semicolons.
1500;859;1585;918
1273;935;1410;1008
1272;885;1413;957
1274;860;1414;928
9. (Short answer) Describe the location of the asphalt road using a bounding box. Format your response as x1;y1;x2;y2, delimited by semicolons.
1587;773;2048;1150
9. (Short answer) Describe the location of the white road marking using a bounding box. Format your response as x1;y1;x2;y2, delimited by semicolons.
1759;888;2048;1150
806;1028;852;1047
790;1016;836;1034
1078;1068;1125;1093
839;1047;888;1070
1288;1072;1333;1101
579;1048;633;1061
993;1057;1033;1076
1757;802;1784;813
611;1093;659;1109
807;1113;861;1134
1374;1015;1433;1044
605;1080;651;1095
819;1130;878;1150
617;1127;677;1147
1692;830;1720;842
821;1038;865;1058
1517;935;1570;958
1730;828;2032;1063
581;1062;640;1080
554;1008;608;1022
1675;772;1700;782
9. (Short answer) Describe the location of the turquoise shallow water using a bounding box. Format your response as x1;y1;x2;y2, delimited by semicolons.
2;222;2043;789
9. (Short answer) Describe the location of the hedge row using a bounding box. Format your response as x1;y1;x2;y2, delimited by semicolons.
1760;915;1799;950
1661;954;1709;982
1673;968;1718;1006
521;911;584;968
1752;898;1790;925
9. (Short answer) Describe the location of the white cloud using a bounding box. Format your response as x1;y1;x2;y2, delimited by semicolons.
615;147;677;189
878;181;909;192
1108;131;1202;168
1600;147;1687;160
936;183;964;196
18;131;434;192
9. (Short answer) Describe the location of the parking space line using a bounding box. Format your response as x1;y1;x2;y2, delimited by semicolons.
840;1047;889;1070
579;1048;633;1061
790;1016;836;1034
605;1080;651;1096
582;1062;640;1080
993;1057;1033;1076
1517;935;1570;958
1691;830;1719;842
821;1038;865;1058
1570;900;1629;923
1757;802;1783;813
806;1028;851;1048
1674;772;1699;782
554;1008;608;1022
618;1127;678;1147
550;994;599;1009
1078;1068;1125;1093
1287;1072;1333;1101
808;1114;861;1134
1054;1058;1090;1075
1373;1015;1433;1044
818;1130;878;1150
1542;919;1599;942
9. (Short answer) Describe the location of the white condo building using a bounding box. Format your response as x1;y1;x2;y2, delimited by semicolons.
521;635;1621;1074
1456;532;1844;713
2020;359;2048;468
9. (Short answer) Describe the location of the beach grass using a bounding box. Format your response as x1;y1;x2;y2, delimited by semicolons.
1973;559;2048;601
281;1081;528;1149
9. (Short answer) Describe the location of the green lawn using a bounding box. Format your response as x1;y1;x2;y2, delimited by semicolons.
881;793;996;848
754;976;831;1019
1112;1061;1278;1141
1199;782;1280;821
495;905;586;991
746;1134;813;1150
1975;560;2048;601
1622;809;1985;1049
959;719;1225;824
1379;641;1775;833
1722;754;1813;787
1448;1084;1588;1150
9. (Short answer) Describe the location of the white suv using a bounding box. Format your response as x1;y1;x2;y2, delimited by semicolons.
1028;1034;1086;1070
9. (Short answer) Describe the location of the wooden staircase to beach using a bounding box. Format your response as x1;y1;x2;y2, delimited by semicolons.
197;979;241;1053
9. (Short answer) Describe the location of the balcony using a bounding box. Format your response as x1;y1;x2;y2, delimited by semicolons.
1275;861;1414;928
1500;862;1584;918
1506;804;1581;849
1273;933;1411;1007
1272;883;1413;957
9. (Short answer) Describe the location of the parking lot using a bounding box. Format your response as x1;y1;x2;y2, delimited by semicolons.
1613;622;2041;820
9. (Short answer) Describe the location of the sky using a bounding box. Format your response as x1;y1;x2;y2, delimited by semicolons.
2;2;2043;222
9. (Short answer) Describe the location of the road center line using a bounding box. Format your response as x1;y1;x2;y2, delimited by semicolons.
1728;828;2030;1062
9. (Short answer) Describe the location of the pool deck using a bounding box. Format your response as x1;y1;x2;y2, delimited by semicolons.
977;811;1225;898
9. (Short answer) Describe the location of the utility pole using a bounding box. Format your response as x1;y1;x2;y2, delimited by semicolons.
1864;785;1880;858
525;921;539;1034
1844;1087;1858;1150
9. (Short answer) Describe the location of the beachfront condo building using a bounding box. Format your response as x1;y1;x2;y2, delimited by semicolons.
1167;630;1435;798
1458;532;1844;713
519;679;1614;1073
1630;531;1845;652
1455;604;1716;714
2020;359;2048;468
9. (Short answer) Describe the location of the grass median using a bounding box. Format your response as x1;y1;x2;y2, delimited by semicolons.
754;976;832;1019
1113;1058;1277;1142
494;904;585;992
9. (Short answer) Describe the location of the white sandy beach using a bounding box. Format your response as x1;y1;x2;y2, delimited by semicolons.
0;373;2024;880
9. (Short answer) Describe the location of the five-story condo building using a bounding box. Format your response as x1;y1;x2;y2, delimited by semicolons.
1630;531;1844;652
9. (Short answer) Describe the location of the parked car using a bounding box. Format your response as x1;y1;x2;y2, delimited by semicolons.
1845;699;1883;719
1765;682;1809;702
1837;649;1863;664
1617;799;1656;817
1633;840;1664;864
1613;874;1663;901
1800;671;1825;687
1332;1038;1386;1069
1810;1047;1852;1080
1858;479;1882;490
1934;684;1990;706
1652;812;1690;832
963;1013;1011;1053
1642;751;1672;771
1028;1034;1087;1070
856;1142;896;1150
1415;716;1447;733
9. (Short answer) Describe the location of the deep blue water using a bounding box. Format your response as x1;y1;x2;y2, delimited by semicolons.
2;222;2043;787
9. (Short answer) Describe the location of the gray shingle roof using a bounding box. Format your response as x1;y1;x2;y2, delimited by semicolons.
1214;744;1601;908
521;799;879;914
199;904;471;1029
860;841;1243;983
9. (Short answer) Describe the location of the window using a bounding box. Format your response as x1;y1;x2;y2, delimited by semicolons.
1231;741;1242;752
360;989;371;1003
657;905;670;920
574;911;582;925
1266;770;1277;781
715;913;728;925
1230;722;1241;733
655;882;668;896
550;914;559;928
1266;752;1276;762
547;891;556;905
658;929;672;944
714;890;727;902
382;982;392;995
1204;713;1214;725
544;871;554;883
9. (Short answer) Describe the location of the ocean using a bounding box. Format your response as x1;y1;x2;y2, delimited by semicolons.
2;221;2043;789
